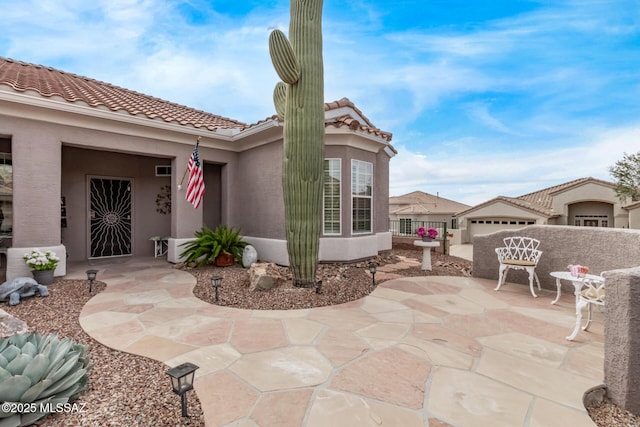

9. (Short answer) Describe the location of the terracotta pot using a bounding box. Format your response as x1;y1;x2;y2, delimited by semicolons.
215;252;235;267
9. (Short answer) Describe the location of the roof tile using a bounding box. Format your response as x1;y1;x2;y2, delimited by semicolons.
0;58;393;143
0;57;247;130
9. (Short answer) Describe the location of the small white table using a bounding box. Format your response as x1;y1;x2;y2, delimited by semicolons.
549;271;604;305
550;271;605;341
413;240;440;271
150;236;169;258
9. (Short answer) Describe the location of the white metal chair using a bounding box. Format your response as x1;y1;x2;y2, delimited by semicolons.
494;236;543;297
566;277;605;341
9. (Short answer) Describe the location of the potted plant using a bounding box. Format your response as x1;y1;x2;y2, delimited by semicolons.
180;225;248;267
23;249;59;285
416;227;438;241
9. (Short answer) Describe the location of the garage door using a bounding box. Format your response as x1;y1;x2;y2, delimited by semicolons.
468;218;536;241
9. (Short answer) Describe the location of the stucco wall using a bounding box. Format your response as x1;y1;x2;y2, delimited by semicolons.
603;266;640;415
10;125;61;247
374;149;390;236
628;206;639;229
202;163;223;231
460;201;546;221
233;141;285;238
472;225;640;290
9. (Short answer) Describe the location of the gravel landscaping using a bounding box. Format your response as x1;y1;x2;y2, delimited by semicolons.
188;244;472;310
2;243;637;426
3;280;205;427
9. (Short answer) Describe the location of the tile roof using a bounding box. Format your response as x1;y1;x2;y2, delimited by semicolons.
517;177;615;210
0;57;394;143
389;191;471;214
324;98;392;142
454;195;554;217
0;57;247;131
623;200;640;210
456;177;617;217
256;98;393;142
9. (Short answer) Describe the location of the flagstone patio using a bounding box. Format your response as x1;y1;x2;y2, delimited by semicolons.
72;257;603;426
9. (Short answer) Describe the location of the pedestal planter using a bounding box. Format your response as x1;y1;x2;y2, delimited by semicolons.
32;269;54;286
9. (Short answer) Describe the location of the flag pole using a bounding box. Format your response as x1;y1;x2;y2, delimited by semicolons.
178;136;201;190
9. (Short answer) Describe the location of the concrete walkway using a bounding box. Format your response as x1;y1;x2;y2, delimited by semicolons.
71;257;603;427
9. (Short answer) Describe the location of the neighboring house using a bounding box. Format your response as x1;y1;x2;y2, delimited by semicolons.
624;201;640;229
388;191;470;234
0;57;396;280
456;177;632;243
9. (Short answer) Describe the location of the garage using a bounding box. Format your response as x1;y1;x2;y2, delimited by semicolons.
467;218;536;242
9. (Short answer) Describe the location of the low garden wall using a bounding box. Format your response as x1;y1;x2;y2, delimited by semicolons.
472;225;640;291
603;266;640;416
473;225;640;416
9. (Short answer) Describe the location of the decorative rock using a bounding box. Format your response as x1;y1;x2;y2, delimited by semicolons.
0;309;28;338
0;277;49;305
242;245;258;268
249;263;281;292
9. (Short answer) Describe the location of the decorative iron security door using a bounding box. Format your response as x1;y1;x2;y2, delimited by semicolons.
89;178;132;258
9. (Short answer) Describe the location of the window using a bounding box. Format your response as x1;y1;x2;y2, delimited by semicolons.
0;137;11;236
400;218;412;235
574;215;609;227
351;160;372;233
155;165;171;176
323;159;341;235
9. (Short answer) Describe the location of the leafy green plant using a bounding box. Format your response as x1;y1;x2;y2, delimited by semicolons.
0;332;91;426
179;225;248;267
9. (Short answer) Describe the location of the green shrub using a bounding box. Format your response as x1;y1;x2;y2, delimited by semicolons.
0;332;91;426
179;225;248;267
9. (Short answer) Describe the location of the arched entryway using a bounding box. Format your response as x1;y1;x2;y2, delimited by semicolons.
568;201;614;227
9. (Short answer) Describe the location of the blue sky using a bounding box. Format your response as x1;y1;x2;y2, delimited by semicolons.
1;0;638;205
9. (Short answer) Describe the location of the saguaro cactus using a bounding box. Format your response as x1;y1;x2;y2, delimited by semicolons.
269;0;325;287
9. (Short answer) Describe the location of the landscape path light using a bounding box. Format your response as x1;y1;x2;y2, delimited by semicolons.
86;269;98;293
211;275;223;302
368;262;378;287
166;362;199;417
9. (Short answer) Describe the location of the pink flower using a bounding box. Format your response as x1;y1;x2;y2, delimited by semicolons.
416;227;426;237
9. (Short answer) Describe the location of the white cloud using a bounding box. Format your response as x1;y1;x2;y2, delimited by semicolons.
465;102;517;135
389;124;640;205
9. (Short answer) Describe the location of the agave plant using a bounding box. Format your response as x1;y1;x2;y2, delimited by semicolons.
0;332;91;427
179;225;248;267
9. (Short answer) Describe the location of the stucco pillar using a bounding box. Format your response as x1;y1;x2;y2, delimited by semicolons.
168;153;203;262
603;267;640;416
7;131;65;279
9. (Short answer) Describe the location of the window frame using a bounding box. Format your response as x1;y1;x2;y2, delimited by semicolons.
351;159;373;234
323;158;342;235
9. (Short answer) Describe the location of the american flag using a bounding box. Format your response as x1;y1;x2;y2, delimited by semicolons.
185;140;205;208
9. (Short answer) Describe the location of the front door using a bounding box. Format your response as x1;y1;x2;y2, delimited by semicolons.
89;177;132;258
